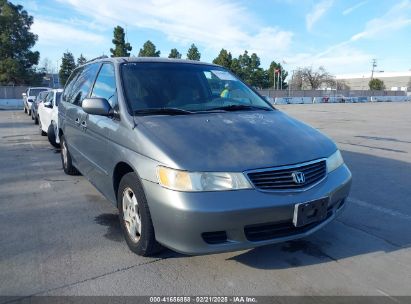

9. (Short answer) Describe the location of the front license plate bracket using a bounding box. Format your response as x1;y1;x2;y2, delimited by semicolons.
293;197;329;227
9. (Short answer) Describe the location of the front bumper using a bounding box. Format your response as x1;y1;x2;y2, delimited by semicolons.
143;164;352;255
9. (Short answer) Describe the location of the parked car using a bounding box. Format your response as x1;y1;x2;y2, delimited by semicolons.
59;57;352;256
23;87;51;116
335;94;348;103
31;90;51;124
38;89;63;148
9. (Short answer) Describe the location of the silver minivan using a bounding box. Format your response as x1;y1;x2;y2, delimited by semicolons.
58;57;352;256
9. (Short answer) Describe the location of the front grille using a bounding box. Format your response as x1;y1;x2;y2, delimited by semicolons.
244;210;332;242
247;159;326;191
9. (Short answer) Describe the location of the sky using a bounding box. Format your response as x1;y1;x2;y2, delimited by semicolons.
14;0;411;77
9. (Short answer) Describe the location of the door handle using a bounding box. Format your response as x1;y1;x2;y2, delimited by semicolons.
81;121;87;128
75;117;80;125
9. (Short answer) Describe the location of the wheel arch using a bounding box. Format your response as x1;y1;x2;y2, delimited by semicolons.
113;161;136;207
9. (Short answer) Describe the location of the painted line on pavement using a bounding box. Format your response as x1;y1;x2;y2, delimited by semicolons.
348;197;411;221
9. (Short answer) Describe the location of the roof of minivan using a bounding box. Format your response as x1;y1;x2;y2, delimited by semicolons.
85;56;220;67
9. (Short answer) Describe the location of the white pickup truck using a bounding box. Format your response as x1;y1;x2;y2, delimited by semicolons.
23;87;51;116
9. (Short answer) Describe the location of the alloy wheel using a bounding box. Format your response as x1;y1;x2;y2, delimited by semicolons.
122;187;142;243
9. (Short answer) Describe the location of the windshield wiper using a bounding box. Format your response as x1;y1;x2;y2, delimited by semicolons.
204;104;272;112
133;108;194;116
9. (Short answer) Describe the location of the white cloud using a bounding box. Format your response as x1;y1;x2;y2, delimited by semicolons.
31;19;106;46
291;0;411;73
306;0;334;31
350;0;411;41
286;47;372;74
57;0;293;60
342;1;367;16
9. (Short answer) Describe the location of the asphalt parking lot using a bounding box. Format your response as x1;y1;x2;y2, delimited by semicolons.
0;103;410;299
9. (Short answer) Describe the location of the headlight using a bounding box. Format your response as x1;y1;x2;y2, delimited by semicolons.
157;166;253;192
326;150;344;173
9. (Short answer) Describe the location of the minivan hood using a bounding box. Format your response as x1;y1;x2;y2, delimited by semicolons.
137;110;337;172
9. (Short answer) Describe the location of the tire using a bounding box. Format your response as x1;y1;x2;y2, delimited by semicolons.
24;106;27;113
31;110;35;120
34;115;39;125
28;109;31;116
47;124;60;148
118;172;163;256
60;135;80;175
39;120;46;136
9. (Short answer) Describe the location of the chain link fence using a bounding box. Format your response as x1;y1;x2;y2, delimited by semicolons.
257;89;406;98
0;86;28;99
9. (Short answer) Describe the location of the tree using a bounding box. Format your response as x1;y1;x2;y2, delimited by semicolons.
230;58;243;79
77;54;87;66
138;40;160;57
0;0;42;85
229;51;269;88
213;49;232;69
289;69;304;90
186;44;201;61
268;61;288;89
168;48;182;59
59;51;76;86
369;78;385;90
300;66;333;90
336;80;350;91
39;58;53;74
110;26;132;57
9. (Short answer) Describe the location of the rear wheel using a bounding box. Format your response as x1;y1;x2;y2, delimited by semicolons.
60;135;80;175
39;119;46;136
47;124;60;148
34;115;39;125
118;172;163;256
24;106;27;113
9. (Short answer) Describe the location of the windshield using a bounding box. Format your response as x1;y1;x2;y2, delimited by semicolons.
37;91;49;101
29;88;49;97
121;63;272;113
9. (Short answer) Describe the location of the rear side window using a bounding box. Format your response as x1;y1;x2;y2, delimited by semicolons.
62;68;82;103
91;63;117;109
66;63;100;106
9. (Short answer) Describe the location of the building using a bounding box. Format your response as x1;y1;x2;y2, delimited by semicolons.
41;73;60;88
336;71;411;91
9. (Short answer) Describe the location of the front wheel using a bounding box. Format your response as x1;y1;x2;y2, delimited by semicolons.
118;172;163;256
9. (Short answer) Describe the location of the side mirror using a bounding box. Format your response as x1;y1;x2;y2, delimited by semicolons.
44;101;53;108
82;98;112;116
